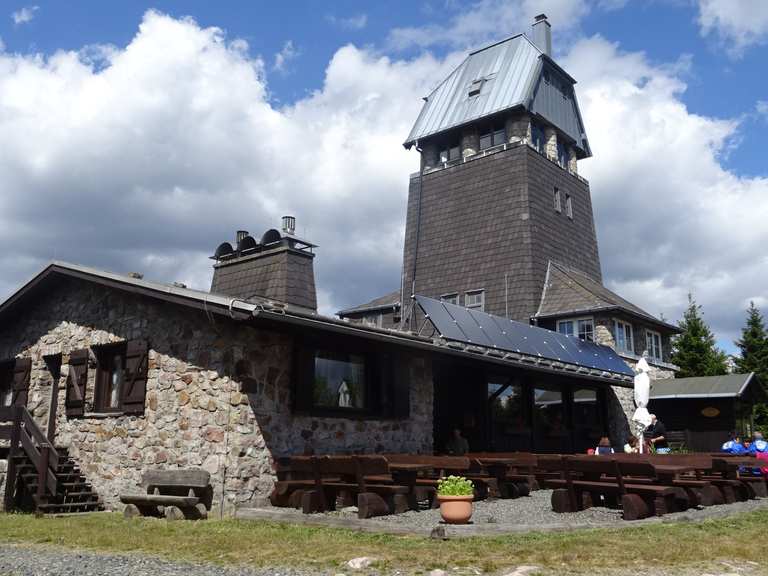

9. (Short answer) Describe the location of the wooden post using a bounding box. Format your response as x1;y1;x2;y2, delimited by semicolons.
4;407;21;512
37;445;49;503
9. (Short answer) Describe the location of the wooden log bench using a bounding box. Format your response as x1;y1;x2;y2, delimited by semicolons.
120;469;212;520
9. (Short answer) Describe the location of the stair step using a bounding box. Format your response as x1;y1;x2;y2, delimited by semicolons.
37;500;102;511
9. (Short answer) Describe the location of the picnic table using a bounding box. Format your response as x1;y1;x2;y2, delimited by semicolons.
470;456;534;498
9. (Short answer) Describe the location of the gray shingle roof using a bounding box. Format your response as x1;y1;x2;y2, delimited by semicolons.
337;290;400;317
404;34;590;156
650;373;758;399
534;261;678;332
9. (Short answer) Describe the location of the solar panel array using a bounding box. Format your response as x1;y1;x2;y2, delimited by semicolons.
415;295;634;376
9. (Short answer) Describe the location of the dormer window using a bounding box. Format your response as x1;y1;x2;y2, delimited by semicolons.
468;78;484;97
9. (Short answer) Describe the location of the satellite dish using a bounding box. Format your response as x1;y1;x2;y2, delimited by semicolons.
237;234;258;253
214;242;234;259
261;228;282;245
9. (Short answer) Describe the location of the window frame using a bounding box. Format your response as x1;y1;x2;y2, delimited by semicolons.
440;293;459;306
557;316;594;342
464;289;485;311
93;341;128;413
0;361;13;407
553;187;562;213
614;319;635;354
646;329;663;362
565;194;573;219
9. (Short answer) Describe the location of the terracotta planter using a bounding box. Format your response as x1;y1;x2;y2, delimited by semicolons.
437;494;473;524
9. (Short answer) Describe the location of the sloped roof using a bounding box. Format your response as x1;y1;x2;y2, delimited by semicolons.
404;34;590;156
337;290;400;317
650;373;759;399
534;261;679;332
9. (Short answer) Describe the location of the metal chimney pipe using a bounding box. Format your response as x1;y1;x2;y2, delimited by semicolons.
531;14;552;57
282;215;296;235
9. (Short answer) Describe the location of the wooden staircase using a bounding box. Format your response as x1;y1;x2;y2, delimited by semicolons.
2;406;103;514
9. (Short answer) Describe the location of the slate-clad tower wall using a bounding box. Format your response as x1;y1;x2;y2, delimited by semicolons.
401;144;601;323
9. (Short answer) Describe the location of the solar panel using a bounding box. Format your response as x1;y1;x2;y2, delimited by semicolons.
415;295;632;376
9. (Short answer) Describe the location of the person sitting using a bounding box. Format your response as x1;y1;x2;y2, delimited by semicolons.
749;432;767;455
594;436;614;455
644;414;670;454
445;428;469;456
721;434;747;454
623;436;639;454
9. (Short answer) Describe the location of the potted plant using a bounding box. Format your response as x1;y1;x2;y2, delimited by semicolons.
436;475;474;524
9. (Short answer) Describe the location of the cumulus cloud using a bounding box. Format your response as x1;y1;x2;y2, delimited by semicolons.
0;10;448;315
272;40;298;74
697;0;768;57
326;14;368;31
564;36;768;345
387;0;590;51
11;5;38;25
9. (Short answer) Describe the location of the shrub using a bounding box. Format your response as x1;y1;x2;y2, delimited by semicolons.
437;475;474;497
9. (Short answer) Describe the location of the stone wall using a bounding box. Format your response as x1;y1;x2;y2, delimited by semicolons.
0;278;433;514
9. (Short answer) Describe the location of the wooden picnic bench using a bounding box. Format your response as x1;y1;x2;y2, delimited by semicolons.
120;469;212;520
383;453;499;499
466;453;537;497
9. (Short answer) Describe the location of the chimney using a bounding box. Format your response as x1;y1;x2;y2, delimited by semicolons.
210;218;318;311
531;14;552;57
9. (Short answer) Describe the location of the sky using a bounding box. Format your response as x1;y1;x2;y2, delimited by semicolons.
1;0;767;355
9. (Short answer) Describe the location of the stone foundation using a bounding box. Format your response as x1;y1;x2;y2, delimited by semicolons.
0;278;433;515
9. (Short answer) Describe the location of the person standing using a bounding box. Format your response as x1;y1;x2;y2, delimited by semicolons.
445;428;470;455
644;414;670;453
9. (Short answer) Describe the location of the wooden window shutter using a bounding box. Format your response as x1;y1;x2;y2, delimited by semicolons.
11;358;32;407
122;340;149;415
292;344;314;413
65;350;89;417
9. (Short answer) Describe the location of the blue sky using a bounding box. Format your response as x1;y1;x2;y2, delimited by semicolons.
1;0;767;354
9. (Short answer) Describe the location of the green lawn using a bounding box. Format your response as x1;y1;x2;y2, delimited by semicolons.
0;510;766;574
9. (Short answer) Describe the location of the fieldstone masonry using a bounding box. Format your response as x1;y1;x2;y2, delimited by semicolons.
0;278;433;515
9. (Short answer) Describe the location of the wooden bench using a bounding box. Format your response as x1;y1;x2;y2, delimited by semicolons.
545;456;683;520
383;454;498;499
649;454;755;502
120;469;212;520
467;452;539;495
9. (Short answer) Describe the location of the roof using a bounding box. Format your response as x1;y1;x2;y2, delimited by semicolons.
415;295;634;382
650;373;761;400
404;34;590;156
337;290;401;317
534;261;679;333
0;262;631;386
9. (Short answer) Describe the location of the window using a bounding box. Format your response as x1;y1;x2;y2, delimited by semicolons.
468;78;484;97
313;350;367;410
646;330;663;362
441;293;459;306
557;140;568;168
95;343;127;412
565;194;573;219
480;125;506;150
0;358;31;407
362;314;383;328
465;289;484;311
0;362;12;406
553;187;562;213
440;144;461;163
614;320;634;354
572;387;604;453
557;317;594;342
531;123;545;152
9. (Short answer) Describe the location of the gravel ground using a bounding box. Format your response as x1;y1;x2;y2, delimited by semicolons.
264;489;768;533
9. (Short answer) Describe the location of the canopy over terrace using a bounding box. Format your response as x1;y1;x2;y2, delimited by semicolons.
413;295;634;454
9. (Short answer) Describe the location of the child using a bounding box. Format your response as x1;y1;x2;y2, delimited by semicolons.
623;436;639;454
594;436;614;455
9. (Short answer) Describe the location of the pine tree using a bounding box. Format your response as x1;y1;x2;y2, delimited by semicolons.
670;294;728;378
734;302;768;380
734;302;768;433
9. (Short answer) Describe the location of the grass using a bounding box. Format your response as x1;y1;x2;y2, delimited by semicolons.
0;510;766;574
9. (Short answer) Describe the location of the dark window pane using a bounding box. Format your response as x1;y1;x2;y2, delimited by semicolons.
572;387;602;452
533;385;567;453
493;128;505;145
313;350;366;409
449;145;460;160
479;133;492;150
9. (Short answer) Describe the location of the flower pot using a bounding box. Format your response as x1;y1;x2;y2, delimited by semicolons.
437;495;473;524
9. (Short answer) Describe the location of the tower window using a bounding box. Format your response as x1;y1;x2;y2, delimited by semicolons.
553;188;561;213
441;293;459;306
439;143;461;163
479;125;506;150
464;290;485;311
557;140;568;168
531;123;544;153
565;194;573;219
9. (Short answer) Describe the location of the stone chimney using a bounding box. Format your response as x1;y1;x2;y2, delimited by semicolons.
531;14;552;57
210;217;317;311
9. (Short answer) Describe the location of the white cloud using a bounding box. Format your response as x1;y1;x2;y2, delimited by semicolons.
273;40;299;74
564;36;768;346
11;5;38;25
387;0;590;51
0;11;449;315
697;0;768;57
0;36;4;51
326;14;368;30
757;99;768;121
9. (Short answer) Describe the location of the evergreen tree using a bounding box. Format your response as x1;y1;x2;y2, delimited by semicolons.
734;302;768;379
734;302;768;433
670;294;729;378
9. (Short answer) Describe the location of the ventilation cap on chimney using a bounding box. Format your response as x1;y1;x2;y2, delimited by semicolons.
282;215;296;235
531;13;552;57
